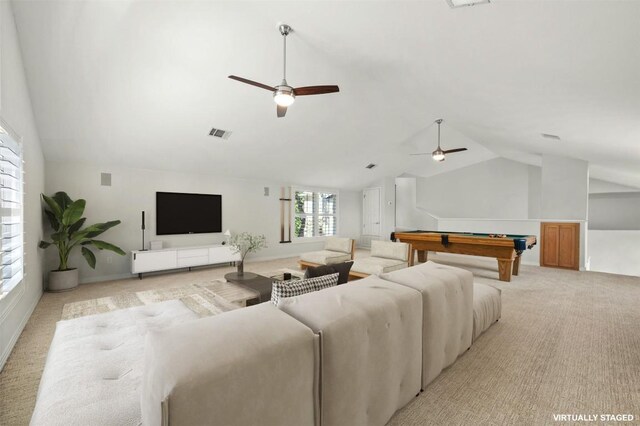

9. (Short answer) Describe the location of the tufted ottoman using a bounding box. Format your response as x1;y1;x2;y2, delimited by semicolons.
380;261;474;389
30;300;199;426
278;275;422;426
472;283;502;342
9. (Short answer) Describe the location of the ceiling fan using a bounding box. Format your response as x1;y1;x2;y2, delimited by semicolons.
228;24;340;117
410;119;467;162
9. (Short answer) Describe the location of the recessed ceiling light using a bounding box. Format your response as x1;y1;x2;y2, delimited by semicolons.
446;0;490;8
541;133;561;141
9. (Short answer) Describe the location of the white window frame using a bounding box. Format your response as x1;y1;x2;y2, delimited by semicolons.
0;117;25;308
291;187;339;242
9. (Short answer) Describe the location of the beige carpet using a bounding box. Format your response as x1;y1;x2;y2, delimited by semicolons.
1;252;640;425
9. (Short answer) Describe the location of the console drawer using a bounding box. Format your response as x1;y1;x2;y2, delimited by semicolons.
177;255;209;267
177;248;209;259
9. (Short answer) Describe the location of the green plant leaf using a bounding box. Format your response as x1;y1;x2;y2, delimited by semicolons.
42;194;63;220
84;220;121;238
52;192;73;211
88;240;126;255
81;246;96;269
62;199;86;226
51;231;67;242
44;209;60;230
68;217;86;236
39;241;52;249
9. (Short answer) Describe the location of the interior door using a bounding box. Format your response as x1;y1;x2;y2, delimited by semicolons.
362;188;381;236
540;222;580;270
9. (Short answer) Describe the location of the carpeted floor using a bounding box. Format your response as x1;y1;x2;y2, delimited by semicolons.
1;252;639;425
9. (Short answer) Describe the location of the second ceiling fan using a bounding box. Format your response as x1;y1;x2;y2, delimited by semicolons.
229;24;340;117
411;119;468;162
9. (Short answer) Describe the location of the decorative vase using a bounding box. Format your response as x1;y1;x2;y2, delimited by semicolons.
48;269;79;292
237;261;244;275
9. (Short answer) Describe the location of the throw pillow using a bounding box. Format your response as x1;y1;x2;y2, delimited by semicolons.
271;272;339;305
304;261;353;284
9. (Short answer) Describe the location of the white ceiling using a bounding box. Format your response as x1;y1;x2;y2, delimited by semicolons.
11;0;640;189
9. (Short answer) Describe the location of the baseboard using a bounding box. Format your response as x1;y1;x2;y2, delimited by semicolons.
0;289;41;372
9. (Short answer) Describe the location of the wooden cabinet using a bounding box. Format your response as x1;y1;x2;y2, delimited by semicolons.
540;222;580;270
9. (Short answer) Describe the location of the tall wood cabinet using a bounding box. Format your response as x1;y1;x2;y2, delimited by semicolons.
540;222;580;270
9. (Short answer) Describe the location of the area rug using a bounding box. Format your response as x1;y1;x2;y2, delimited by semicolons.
61;280;256;320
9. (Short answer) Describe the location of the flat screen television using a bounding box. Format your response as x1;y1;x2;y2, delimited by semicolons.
156;192;222;235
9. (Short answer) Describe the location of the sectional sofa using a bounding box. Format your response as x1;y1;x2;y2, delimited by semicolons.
31;261;501;426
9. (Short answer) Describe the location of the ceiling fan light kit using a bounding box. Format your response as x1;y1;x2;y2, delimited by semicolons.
228;23;339;117
410;118;468;162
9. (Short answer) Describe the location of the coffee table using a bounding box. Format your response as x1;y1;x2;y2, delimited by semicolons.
224;272;300;305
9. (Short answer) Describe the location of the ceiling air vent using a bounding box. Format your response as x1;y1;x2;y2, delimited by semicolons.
209;128;232;140
365;163;377;169
446;0;490;8
541;133;561;141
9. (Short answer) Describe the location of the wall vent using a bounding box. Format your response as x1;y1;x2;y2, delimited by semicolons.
209;128;232;139
541;133;561;140
365;163;377;169
101;172;112;186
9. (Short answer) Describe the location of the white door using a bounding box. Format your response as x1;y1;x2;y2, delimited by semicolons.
362;188;381;236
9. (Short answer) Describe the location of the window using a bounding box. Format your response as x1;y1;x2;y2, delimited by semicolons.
0;126;24;300
294;189;338;238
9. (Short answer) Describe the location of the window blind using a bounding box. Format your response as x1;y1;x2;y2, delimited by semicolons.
0;133;24;298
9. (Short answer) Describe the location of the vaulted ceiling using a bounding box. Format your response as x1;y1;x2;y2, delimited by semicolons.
11;0;640;189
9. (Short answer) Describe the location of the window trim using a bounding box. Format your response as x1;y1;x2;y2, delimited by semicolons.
291;186;340;242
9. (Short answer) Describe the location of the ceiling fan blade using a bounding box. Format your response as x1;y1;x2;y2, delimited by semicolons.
442;148;468;154
409;153;431;156
294;85;340;96
228;75;275;92
277;105;287;118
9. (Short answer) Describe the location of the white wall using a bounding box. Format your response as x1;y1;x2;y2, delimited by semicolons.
44;161;361;283
589;178;639;194
0;1;46;371
415;158;533;219
588;192;640;230
540;154;589;220
588;231;640;277
395;177;437;231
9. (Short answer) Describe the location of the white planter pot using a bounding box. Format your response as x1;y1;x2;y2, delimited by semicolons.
48;269;79;292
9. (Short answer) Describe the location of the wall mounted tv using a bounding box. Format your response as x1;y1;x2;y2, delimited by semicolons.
156;192;222;235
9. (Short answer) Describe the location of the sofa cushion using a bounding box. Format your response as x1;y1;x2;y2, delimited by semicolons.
271;273;339;305
380;261;474;388
473;283;502;342
277;276;422;426
324;236;353;254
141;303;317;426
351;257;407;276
31;300;199;426
370;240;410;261
300;250;351;265
304;261;353;284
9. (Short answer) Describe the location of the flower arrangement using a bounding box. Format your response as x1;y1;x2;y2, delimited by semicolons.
228;232;267;275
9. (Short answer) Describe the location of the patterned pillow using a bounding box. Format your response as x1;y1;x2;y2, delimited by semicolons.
271;273;339;305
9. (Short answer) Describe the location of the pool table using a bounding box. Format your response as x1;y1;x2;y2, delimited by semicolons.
391;230;537;282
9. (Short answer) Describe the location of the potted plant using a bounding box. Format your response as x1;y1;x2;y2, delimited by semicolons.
228;232;267;276
38;192;125;292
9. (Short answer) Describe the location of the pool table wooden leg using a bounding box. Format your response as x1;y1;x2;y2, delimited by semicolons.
512;253;522;276
497;258;513;282
417;250;428;263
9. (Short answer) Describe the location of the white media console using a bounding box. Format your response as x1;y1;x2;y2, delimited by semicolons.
131;244;241;278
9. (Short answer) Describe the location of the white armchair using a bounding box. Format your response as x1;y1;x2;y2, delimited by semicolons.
350;240;412;279
299;237;355;268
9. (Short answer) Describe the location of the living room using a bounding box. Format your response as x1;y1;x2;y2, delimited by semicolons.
1;1;640;425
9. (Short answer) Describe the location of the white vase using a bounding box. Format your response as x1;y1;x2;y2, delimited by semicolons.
48;269;79;292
